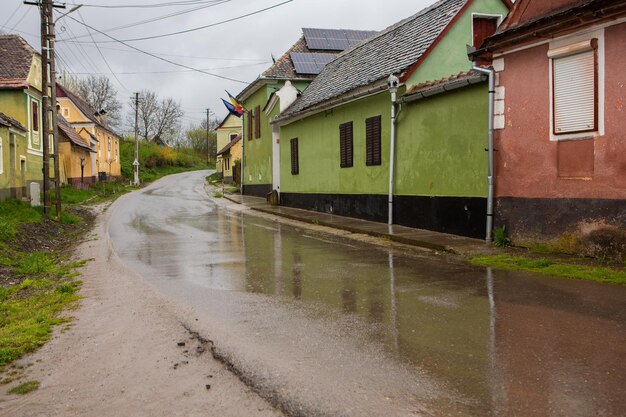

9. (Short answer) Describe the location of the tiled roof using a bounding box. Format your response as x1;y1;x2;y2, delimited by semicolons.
56;83;120;137
279;0;469;120
0;35;37;89
217;134;241;156
58;115;94;152
238;28;377;100
0;111;27;131
403;70;486;98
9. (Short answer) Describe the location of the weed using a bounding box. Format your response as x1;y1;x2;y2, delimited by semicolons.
213;192;223;198
56;283;76;294
8;380;39;395
14;253;57;276
471;255;626;285
492;226;512;247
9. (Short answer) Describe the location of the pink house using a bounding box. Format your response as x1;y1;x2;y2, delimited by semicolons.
476;0;626;241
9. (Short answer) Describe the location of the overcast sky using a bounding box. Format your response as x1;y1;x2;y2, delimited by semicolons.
2;0;436;132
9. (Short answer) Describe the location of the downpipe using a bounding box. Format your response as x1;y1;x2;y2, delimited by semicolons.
472;65;495;242
387;75;400;225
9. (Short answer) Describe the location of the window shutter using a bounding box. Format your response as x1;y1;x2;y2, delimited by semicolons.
32;101;39;132
254;106;261;139
552;49;597;134
339;121;353;168
290;138;299;175
247;112;252;140
365;115;381;166
473;17;498;48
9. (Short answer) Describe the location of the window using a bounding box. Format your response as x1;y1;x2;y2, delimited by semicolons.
230;133;238;141
472;16;498;48
290;138;299;175
247;112;252;141
339;121;353;168
254;106;261;139
365;115;381;166
550;39;598;135
63;107;70;117
32;101;39;132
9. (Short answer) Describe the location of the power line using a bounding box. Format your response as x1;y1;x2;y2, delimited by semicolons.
66;0;294;43
65;62;270;75
61;0;231;42
66;15;249;84
3;3;22;27
9;6;32;32
62;43;268;62
75;9;130;93
70;0;225;9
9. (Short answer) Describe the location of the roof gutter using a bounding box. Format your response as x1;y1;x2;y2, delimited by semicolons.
238;77;313;102
399;74;486;104
272;79;389;127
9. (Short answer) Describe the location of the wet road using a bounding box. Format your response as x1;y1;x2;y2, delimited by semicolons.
109;170;626;417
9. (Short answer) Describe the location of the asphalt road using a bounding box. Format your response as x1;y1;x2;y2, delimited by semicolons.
109;170;626;417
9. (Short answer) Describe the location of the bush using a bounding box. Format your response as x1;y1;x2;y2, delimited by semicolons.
493;226;512;247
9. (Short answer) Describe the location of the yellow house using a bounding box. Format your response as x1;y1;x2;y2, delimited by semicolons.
56;83;121;180
57;115;95;188
216;134;241;184
0;35;43;200
215;113;242;175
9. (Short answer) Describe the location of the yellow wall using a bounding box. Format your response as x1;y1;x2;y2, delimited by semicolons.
216;114;242;172
59;142;94;185
222;140;242;179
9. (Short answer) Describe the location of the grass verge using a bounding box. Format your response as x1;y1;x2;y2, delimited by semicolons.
471;255;626;285
8;380;39;395
0;199;91;384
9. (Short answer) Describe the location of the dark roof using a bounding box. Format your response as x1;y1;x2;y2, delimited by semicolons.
302;28;379;51
56;83;121;137
0;35;38;89
238;28;377;101
278;0;469;120
0;111;27;131
216;134;241;156
57;116;94;152
479;0;625;53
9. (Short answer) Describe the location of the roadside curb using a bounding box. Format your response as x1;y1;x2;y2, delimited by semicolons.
222;193;490;255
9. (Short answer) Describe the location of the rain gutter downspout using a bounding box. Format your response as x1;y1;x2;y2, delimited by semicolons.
472;65;495;242
387;75;400;225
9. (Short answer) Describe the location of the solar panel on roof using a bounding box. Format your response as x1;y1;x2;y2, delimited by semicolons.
290;52;337;75
302;28;377;51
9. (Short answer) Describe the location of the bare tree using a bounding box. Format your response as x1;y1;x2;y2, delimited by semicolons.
129;90;183;143
60;73;122;128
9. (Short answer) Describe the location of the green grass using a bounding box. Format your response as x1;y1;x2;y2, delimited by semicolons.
8;380;39;395
0;201;88;369
471;255;626;285
0;200;42;242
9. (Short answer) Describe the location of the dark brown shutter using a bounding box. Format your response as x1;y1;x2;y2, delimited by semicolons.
254;106;261;139
247;112;252;141
365;115;381;166
290;138;299;175
473;17;498;48
32;101;39;132
339;121;353;168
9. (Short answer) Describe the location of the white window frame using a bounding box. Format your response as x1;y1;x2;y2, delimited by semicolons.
549;28;605;141
471;13;503;47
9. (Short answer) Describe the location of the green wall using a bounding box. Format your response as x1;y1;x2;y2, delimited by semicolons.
242;80;312;187
242;84;277;187
406;0;509;87
279;84;488;198
280;93;391;194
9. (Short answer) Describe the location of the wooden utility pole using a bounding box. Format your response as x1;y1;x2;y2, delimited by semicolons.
27;0;65;219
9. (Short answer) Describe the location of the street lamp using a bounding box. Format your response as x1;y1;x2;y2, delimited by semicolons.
54;4;82;24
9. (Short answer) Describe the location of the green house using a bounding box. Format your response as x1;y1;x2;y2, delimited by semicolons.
273;0;511;239
0;35;44;201
238;28;377;197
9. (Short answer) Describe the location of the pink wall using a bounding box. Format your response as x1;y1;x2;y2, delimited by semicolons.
495;22;626;200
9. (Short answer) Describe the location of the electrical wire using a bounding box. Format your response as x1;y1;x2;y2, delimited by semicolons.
75;9;130;93
65;62;269;75
67;0;294;43
61;0;231;42
8;6;31;32
66;15;249;84
3;3;22;27
70;0;225;9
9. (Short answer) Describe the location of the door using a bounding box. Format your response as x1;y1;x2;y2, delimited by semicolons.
20;158;26;198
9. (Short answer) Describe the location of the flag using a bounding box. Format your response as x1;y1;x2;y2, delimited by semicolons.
225;90;244;115
222;99;242;118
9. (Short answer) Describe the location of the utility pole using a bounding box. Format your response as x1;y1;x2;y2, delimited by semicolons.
27;0;65;219
206;108;210;165
133;92;140;186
